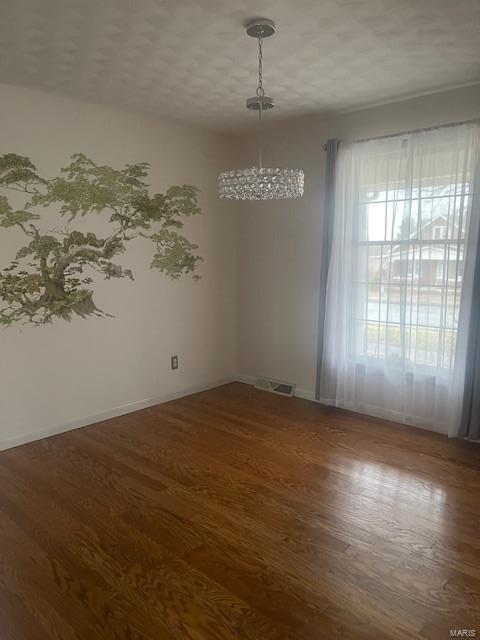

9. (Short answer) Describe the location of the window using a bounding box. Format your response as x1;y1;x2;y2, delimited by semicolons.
319;122;480;435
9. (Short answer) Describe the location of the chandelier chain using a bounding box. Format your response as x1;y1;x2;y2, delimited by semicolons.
256;34;265;98
256;33;264;167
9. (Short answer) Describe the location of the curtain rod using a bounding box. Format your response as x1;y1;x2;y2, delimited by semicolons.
323;118;480;150
356;118;480;143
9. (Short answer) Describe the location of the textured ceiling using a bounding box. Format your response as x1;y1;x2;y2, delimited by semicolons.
0;0;479;132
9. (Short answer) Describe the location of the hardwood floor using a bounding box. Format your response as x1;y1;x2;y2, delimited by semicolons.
0;382;479;639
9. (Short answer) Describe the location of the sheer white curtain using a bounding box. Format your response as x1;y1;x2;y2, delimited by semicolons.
319;123;480;436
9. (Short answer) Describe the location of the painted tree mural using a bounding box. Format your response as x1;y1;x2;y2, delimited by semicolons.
0;153;202;326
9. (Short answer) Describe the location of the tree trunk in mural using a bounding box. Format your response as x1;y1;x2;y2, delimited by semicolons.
0;153;203;326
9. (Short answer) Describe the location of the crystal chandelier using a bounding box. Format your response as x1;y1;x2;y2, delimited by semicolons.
218;18;304;200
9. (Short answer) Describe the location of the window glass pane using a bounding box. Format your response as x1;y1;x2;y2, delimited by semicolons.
363;321;385;359
386;324;402;361
398;199;419;240
385;201;400;240
366;202;386;241
453;194;468;239
367;245;382;282
366;297;380;323
410;327;440;367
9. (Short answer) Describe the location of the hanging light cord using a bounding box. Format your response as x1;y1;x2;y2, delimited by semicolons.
256;32;264;169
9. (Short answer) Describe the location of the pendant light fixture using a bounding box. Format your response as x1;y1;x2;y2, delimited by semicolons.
218;18;304;200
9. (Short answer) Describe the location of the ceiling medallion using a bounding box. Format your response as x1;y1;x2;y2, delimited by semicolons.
218;18;304;200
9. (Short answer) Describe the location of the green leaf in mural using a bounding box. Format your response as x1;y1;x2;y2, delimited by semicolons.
0;154;46;192
150;229;202;280
0;153;202;326
0;195;40;229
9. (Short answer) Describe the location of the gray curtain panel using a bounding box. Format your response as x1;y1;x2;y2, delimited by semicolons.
460;222;480;440
315;139;338;401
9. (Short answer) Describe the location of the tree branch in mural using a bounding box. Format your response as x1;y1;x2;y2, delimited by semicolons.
0;153;202;325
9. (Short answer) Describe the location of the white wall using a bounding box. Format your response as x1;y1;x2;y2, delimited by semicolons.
236;84;480;397
0;83;238;449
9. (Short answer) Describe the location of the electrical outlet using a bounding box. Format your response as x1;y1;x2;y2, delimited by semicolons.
171;355;179;370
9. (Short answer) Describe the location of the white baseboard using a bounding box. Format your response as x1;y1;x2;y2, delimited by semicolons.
293;387;316;401
0;376;235;452
234;373;315;402
234;373;256;386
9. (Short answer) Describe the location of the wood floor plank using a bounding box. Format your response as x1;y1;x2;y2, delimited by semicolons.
0;382;479;639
